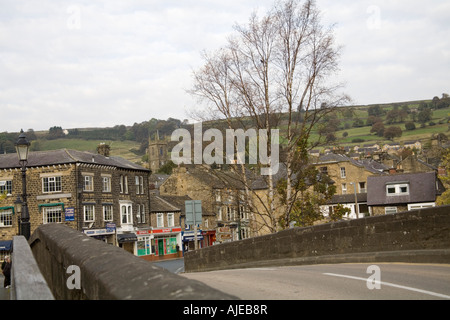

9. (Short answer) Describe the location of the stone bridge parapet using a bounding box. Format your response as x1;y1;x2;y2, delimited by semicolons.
185;205;450;272
28;223;236;300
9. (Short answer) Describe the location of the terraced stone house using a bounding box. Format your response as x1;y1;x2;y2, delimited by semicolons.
0;148;151;256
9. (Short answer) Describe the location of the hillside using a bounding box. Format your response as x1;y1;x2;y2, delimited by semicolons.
2;96;448;166
310;99;450;151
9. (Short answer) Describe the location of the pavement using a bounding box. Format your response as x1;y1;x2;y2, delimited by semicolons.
0;274;10;300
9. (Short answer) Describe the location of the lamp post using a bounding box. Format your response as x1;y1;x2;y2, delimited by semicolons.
15;130;31;240
349;182;359;219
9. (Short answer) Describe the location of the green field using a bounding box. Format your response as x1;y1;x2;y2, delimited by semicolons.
31;138;143;164
26;99;449;166
309;102;450;150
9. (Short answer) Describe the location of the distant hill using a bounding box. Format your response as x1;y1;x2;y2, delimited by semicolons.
2;96;448;165
311;98;449;151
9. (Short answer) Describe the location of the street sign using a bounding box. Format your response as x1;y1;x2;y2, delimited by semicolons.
65;207;75;221
185;200;202;226
185;200;202;250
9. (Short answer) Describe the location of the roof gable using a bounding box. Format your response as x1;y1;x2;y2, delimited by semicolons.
367;172;437;205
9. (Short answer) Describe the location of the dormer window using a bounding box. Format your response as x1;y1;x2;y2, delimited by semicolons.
386;183;409;196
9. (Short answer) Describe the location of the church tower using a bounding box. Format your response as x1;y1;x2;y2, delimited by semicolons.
148;131;168;173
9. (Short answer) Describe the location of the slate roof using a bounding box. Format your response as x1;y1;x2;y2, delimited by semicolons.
367;172;442;206
181;163;288;191
315;153;388;174
150;194;182;212
155;194;192;216
0;149;149;171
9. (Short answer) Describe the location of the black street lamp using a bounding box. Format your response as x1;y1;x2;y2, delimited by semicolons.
15;130;31;240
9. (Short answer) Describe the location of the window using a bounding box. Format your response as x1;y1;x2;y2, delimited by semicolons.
43;176;62;193
342;183;347;194
359;182;366;193
0;208;13;227
217;206;222;221
120;175;128;194
84;205;95;222
239;205;248;220
124;176;128;194
340;167;346;178
135;176;140;194
215;190;221;202
136;204;145;223
385;207;397;214
408;203;435;210
102;176;111;192
226;206;232;221
386;183;409;196
227;190;234;203
320;166;328;175
103;205;113;221
83;175;94;192
43;206;63;224
157;212;164;227
0;181;12;195
167;212;174;227
135;176;144;194
240;227;250;240
121;204;132;224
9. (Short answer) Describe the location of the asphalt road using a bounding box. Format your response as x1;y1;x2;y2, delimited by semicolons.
181;263;450;300
151;258;185;274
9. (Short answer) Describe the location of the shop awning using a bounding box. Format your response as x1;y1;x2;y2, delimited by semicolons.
0;240;12;251
117;233;137;243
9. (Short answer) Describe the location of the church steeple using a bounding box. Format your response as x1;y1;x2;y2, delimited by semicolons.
148;131;168;172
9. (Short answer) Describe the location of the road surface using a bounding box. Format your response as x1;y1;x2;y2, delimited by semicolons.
151;258;185;274
181;263;450;300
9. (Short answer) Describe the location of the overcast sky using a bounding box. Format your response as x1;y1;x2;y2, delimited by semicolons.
1;0;449;133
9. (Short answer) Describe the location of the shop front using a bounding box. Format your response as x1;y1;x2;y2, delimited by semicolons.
182;230;203;251
83;224;116;245
136;229;153;259
152;227;182;259
117;232;137;254
201;230;216;247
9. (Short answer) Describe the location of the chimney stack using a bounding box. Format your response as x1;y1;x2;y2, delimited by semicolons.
97;143;110;157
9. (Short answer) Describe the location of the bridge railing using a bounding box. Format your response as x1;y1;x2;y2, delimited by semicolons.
185;205;450;272
26;223;236;300
10;235;54;300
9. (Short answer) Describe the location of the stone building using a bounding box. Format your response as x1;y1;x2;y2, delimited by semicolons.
313;153;388;218
134;194;184;261
159;165;253;244
367;171;444;215
0;148;151;257
148;132;168;173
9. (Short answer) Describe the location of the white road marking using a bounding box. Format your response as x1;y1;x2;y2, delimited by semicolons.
323;272;450;299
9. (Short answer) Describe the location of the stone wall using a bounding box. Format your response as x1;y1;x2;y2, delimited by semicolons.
185;205;450;272
29;223;236;300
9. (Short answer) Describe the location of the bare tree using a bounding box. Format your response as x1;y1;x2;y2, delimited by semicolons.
189;0;349;233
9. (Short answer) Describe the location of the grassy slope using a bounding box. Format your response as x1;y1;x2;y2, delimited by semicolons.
309;101;450;150
31;100;449;164
31;139;143;164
